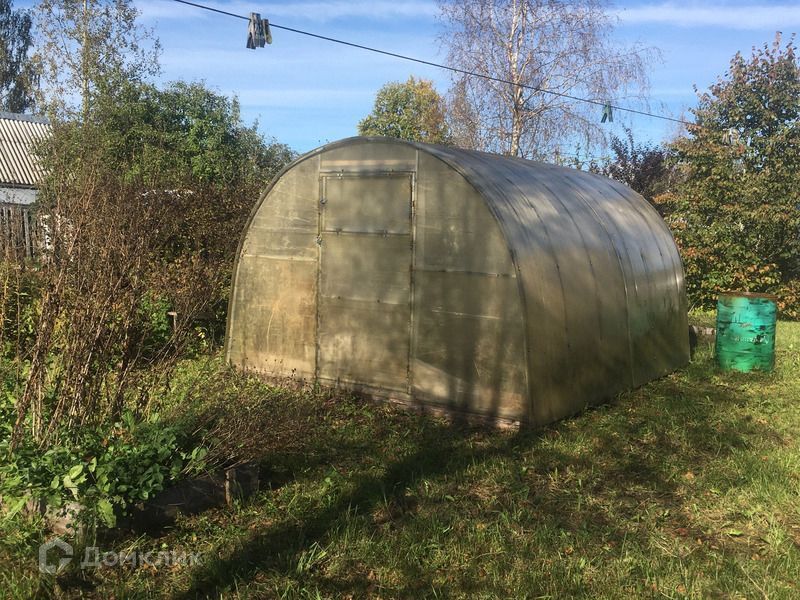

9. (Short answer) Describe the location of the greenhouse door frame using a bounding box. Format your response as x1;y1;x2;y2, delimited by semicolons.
315;171;416;394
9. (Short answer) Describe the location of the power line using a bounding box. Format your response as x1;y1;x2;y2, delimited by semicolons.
170;0;693;128
172;0;248;21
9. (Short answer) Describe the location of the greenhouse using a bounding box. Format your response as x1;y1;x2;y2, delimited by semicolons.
226;137;689;426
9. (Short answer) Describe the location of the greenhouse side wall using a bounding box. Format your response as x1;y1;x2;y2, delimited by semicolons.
226;155;320;378
410;150;528;421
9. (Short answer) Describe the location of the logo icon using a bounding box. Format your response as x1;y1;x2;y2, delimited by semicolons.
38;538;73;574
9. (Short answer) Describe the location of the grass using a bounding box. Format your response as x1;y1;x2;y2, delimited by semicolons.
2;317;799;598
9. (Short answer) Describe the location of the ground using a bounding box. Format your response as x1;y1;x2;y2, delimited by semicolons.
2;315;799;598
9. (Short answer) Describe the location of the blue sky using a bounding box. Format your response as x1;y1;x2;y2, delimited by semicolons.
23;1;800;155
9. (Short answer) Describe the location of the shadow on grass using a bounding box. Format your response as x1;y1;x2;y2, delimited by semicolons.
173;351;779;598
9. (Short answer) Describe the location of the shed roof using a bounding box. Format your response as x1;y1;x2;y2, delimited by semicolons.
0;112;51;188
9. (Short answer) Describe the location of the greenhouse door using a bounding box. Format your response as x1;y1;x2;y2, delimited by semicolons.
316;173;413;392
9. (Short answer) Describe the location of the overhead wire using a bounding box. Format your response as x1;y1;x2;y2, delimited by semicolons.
170;0;694;129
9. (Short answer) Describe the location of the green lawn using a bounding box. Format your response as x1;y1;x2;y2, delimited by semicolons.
3;319;799;599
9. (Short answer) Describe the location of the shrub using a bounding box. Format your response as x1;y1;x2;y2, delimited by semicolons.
0;263;41;359
665;34;800;315
0;398;206;528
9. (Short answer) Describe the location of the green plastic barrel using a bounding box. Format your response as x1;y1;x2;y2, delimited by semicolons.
715;292;777;372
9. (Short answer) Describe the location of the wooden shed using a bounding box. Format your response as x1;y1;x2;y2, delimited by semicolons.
225;137;689;425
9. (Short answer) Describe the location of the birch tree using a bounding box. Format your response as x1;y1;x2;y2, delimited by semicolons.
0;0;37;112
33;0;160;121
438;0;655;159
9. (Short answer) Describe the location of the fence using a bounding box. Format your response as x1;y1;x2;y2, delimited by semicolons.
1;202;37;260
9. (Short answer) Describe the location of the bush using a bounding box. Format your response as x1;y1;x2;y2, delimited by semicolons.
666;35;800;316
3;78;297;450
0;263;41;359
0;397;206;528
1;355;320;531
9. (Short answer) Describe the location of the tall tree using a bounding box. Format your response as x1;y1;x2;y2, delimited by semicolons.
438;0;654;159
0;0;36;112
92;79;295;189
358;76;451;144
663;34;800;315
33;0;160;121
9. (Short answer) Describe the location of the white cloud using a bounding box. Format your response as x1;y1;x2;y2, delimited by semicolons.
138;0;438;23
615;3;800;30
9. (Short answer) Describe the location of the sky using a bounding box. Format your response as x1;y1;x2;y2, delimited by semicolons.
21;1;800;156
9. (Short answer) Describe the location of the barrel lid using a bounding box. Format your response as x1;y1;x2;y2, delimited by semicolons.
718;291;779;301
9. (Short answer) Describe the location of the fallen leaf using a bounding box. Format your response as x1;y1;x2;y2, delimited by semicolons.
726;529;744;537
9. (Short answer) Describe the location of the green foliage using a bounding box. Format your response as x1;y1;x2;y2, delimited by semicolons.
6;79;296;445
92;79;295;189
0;355;311;531
0;264;40;359
0;0;302;550
135;292;172;360
0;0;37;112
0;398;206;527
664;34;800;315
358;76;451;144
82;79;296;328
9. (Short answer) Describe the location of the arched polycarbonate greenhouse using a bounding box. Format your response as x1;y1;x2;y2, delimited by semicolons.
225;137;689;426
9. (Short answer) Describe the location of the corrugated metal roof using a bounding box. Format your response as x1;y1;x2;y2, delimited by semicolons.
0;112;51;188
